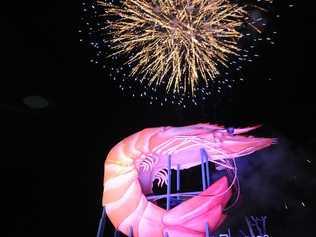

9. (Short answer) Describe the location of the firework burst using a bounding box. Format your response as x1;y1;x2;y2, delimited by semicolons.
100;0;250;94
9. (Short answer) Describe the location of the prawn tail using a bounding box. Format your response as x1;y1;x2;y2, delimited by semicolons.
103;162;167;237
162;177;232;236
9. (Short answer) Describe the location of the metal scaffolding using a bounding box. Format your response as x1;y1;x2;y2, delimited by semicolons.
97;148;214;237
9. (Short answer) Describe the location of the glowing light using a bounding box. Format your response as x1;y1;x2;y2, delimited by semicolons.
100;0;249;94
102;123;274;236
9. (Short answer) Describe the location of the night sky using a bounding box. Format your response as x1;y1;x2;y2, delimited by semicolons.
1;0;315;236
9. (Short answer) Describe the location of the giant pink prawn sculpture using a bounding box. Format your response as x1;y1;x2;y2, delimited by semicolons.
102;123;274;237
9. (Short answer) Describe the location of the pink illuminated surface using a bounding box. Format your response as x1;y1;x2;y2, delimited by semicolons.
102;123;274;237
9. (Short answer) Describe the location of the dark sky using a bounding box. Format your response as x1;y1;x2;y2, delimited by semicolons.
1;0;315;236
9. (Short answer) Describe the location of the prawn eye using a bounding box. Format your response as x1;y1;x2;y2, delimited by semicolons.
226;127;234;135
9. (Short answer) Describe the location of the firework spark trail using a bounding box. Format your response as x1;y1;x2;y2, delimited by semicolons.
100;0;249;94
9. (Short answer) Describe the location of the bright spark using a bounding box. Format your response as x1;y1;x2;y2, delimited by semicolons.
100;0;249;94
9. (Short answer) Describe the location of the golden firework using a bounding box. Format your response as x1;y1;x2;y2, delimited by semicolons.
100;0;248;94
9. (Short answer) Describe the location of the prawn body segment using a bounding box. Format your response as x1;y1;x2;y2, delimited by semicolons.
102;123;274;237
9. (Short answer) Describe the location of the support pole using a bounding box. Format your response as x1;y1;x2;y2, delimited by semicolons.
114;230;120;237
200;150;206;191
146;191;200;201
201;148;211;186
167;155;172;210
176;164;180;200
128;226;133;237
205;222;210;237
96;207;107;237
